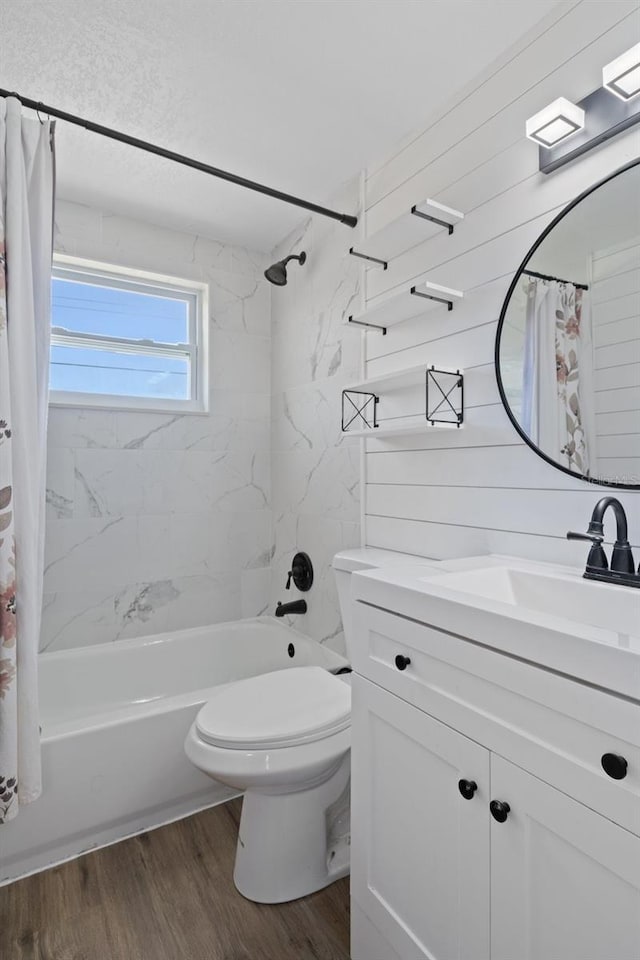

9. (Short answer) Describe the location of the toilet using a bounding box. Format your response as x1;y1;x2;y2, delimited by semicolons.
184;547;425;903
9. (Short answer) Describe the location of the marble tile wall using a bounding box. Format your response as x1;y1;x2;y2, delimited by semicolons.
42;201;272;650
269;178;363;655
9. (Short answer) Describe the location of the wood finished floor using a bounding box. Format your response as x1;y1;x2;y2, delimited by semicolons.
0;799;351;960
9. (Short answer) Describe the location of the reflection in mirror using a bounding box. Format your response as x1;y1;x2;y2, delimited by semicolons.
497;160;640;488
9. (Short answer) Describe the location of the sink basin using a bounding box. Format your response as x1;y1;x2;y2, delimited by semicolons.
352;554;640;699
425;566;640;638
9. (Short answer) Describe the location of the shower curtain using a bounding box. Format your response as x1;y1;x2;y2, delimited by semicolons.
522;277;595;477
0;98;55;822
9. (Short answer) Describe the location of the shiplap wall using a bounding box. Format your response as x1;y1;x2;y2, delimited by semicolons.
360;0;640;563
592;240;640;483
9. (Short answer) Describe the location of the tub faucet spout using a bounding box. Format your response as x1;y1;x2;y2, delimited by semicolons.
275;599;307;617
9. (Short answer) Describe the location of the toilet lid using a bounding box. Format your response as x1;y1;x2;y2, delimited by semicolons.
195;666;351;750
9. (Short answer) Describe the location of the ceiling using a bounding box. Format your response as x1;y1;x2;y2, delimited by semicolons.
1;0;563;252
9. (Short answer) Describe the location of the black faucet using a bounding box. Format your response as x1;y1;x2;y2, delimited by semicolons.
567;497;639;588
275;599;308;617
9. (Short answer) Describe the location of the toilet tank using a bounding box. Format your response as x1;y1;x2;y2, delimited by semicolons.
332;548;441;661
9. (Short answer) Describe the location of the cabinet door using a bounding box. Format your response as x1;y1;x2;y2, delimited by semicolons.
491;755;640;960
351;675;490;960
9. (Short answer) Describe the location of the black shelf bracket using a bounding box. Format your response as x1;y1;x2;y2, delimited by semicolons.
347;315;387;335
411;205;455;236
342;390;379;433
349;247;388;270
426;367;464;428
411;285;454;311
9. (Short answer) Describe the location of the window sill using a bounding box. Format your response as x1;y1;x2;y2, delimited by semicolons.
49;391;210;417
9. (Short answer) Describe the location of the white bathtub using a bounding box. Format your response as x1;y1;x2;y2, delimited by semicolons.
0;617;348;885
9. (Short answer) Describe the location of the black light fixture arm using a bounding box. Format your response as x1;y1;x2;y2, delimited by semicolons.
0;88;358;229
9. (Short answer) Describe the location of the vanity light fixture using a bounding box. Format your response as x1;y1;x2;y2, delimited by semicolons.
531;84;640;174
603;43;640;101
525;97;585;148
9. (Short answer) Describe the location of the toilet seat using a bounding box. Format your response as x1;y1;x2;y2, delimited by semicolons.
195;666;351;750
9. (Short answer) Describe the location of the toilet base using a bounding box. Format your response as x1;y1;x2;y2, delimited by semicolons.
233;752;350;904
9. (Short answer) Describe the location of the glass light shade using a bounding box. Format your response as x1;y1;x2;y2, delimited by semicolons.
603;44;640;101
525;97;585;148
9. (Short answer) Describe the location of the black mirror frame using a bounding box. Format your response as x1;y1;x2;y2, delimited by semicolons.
494;156;640;491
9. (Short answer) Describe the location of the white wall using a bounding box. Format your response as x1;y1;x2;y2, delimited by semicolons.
592;240;640;483
269;178;362;653
43;201;272;650
42;1;640;653
359;0;640;562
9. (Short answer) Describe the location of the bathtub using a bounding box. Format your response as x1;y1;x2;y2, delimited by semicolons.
0;617;348;886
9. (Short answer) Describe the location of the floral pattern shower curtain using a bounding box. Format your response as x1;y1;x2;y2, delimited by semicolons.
0;98;55;822
0;218;17;821
522;277;595;477
555;283;593;476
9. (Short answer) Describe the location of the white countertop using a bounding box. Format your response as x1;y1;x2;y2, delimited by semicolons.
352;554;640;701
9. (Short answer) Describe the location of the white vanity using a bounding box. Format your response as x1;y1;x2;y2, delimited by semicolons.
348;555;640;960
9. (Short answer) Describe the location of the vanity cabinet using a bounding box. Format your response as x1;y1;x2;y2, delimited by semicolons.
350;602;640;960
490;755;640;960
351;676;490;960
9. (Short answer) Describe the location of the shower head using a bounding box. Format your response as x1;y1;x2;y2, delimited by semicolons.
264;251;306;286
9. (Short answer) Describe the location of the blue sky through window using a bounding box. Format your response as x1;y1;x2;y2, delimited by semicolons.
50;276;191;400
49;345;189;399
52;278;188;342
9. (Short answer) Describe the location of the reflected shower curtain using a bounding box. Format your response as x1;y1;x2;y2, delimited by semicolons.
0;98;55;822
522;277;595;476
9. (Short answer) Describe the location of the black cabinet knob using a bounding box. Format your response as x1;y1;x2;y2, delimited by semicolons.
458;779;478;800
394;654;411;671
490;800;510;823
601;753;628;780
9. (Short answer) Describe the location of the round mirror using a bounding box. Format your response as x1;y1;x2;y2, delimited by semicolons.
495;159;640;489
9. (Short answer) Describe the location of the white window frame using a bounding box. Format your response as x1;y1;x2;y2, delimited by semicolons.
50;254;209;414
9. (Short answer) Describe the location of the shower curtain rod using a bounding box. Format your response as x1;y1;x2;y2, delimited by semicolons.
523;268;589;291
0;88;359;229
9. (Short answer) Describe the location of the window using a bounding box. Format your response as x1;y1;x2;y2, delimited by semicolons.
50;256;208;413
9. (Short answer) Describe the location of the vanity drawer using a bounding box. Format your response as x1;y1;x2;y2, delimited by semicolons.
352;601;640;836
